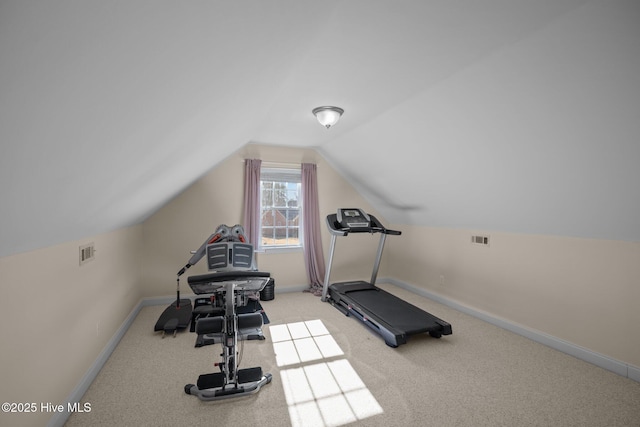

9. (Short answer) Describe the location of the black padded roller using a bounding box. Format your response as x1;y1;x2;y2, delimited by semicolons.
238;367;263;384
237;312;263;330
195;316;224;335
197;372;225;389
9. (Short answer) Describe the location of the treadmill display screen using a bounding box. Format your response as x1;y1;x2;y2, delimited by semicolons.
338;208;370;229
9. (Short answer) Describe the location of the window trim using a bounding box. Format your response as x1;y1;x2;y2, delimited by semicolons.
259;166;303;252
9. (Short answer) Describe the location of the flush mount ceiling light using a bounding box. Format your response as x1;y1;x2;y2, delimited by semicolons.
312;106;344;129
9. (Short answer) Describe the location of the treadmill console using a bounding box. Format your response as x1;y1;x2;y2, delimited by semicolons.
337;208;371;230
327;208;399;236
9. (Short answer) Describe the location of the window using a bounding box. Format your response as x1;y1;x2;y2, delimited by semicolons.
260;167;302;250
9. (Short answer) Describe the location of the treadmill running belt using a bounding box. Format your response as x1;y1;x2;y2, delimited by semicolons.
346;288;436;335
333;281;447;336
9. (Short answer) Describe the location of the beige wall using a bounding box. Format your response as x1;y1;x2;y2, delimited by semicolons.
386;225;640;368
4;144;639;427
140;141;640;369
0;225;142;427
141;143;386;297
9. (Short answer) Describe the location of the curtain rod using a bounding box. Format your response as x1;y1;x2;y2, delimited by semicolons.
242;160;306;169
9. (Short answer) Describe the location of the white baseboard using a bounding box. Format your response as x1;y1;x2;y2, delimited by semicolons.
47;300;144;427
146;284;309;306
48;283;310;427
380;277;639;382
273;284;310;294
49;279;638;426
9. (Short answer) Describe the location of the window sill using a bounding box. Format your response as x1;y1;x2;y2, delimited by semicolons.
257;246;303;255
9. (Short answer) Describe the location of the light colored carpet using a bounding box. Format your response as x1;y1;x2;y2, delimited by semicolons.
65;284;640;427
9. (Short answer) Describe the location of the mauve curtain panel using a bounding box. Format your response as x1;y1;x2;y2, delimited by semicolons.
302;163;326;295
243;158;262;246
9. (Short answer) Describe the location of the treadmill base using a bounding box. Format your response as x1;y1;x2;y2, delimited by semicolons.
328;281;452;347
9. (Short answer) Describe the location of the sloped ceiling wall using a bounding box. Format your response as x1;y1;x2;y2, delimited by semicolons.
322;0;640;240
1;0;639;258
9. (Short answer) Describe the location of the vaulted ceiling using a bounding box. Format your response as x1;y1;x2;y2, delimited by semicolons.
1;0;639;257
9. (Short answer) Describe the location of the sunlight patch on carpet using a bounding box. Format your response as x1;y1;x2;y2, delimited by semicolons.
270;320;383;427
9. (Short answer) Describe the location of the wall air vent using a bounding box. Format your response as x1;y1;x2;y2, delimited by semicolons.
471;235;490;246
79;243;95;265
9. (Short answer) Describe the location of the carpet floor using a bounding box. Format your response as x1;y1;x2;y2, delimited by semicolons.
65;283;640;427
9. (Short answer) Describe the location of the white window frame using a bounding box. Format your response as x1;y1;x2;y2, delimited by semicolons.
259;166;303;252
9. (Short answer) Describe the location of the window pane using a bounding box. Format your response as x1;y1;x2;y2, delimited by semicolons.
262;184;273;207
288;227;299;246
261;227;275;246
259;169;302;248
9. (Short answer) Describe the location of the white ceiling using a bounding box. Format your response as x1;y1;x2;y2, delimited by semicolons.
1;0;639;257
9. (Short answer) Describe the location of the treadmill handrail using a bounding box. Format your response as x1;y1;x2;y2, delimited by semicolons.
325;213;401;236
322;210;401;302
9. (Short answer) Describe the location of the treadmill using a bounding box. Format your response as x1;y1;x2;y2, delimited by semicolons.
322;208;452;347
